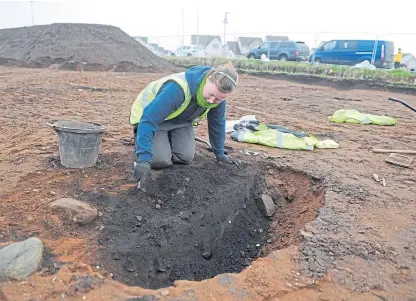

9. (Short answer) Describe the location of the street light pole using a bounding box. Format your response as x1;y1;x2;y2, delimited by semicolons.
30;1;34;26
181;9;185;46
196;4;199;46
223;12;230;56
177;23;180;49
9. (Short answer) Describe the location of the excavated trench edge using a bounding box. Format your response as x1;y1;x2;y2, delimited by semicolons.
84;160;326;290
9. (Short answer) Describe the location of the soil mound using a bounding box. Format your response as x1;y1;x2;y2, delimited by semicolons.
0;23;176;72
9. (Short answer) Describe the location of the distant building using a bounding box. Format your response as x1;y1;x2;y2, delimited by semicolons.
225;41;241;56
131;36;173;56
402;53;416;71
191;35;222;56
237;37;263;55
265;35;289;42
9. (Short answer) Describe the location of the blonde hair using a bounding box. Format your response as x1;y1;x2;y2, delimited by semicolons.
207;62;239;93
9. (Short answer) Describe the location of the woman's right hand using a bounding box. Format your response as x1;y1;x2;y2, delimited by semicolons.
134;161;151;183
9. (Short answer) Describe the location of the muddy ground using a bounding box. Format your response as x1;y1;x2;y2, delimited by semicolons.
0;67;415;301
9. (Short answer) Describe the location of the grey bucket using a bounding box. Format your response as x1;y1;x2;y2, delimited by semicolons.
53;120;105;168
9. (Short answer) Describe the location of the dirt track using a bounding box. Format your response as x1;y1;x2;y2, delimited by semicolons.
0;67;415;301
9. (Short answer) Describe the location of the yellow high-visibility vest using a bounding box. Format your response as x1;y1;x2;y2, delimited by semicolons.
329;109;397;125
394;52;402;63
130;72;212;125
232;122;339;150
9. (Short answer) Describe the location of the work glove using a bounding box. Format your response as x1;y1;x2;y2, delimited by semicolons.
133;161;151;183
216;154;240;166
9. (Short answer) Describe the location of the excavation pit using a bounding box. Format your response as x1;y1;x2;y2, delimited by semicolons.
88;157;325;289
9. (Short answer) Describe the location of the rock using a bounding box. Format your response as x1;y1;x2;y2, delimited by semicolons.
287;195;296;203
179;211;192;220
299;230;313;239
201;243;212;259
268;187;282;204
124;259;135;272
155;204;161;210
50;198;98;225
372;173;380;182
159;289;169;297
258;194;276;217
68;275;97;294
154;258;167;272
202;251;212;259
0;237;43;280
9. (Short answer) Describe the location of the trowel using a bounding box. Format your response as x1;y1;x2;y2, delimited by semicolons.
195;136;212;149
195;136;229;155
134;161;147;191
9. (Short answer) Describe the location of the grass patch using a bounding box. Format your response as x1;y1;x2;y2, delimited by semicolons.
165;56;416;85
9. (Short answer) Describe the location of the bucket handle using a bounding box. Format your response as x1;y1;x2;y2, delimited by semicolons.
45;121;104;132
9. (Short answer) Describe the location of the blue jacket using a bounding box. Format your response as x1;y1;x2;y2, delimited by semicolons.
135;65;226;163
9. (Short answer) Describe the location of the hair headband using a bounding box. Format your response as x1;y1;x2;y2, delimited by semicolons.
214;71;238;87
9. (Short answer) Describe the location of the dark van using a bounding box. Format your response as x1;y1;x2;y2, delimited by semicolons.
310;40;394;68
247;41;310;61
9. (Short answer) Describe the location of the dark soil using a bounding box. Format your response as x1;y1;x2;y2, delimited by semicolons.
52;152;325;290
87;157;271;289
0;23;177;72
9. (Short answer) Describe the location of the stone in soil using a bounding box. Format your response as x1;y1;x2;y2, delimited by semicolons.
0;237;43;280
50;197;98;225
258;194;276;217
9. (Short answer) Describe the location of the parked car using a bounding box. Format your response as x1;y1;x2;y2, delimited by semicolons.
171;45;205;57
309;39;394;68
246;41;310;61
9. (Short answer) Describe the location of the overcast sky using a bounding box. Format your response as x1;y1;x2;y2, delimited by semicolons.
0;0;415;53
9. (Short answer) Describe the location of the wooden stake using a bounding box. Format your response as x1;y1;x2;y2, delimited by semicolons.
372;149;416;155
